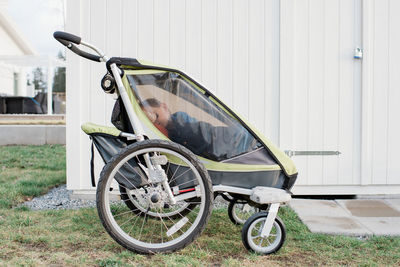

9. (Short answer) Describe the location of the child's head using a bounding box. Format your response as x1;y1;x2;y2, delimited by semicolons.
141;98;171;127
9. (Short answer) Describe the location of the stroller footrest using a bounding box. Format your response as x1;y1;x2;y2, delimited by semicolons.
250;187;291;204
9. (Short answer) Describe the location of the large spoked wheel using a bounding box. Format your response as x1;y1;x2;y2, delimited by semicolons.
97;139;213;254
242;212;286;255
228;199;259;225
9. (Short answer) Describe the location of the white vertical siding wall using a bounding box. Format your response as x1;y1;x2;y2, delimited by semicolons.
362;0;400;186
66;0;280;191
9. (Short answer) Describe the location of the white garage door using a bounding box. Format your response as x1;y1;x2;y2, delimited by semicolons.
280;0;363;191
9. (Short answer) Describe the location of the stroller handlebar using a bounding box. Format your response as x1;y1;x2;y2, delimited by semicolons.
53;31;106;62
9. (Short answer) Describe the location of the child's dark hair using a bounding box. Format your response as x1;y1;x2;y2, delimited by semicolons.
140;98;161;108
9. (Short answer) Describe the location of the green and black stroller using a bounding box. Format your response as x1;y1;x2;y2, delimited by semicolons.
54;31;298;255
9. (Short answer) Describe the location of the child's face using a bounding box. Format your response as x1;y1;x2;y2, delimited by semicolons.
144;103;170;127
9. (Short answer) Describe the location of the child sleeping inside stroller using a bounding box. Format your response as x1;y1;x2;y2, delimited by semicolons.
141;98;259;162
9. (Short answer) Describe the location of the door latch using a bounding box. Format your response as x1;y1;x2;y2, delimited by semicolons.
354;47;363;59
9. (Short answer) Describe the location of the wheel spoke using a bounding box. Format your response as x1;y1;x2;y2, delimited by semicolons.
160;213;163;243
127;211;144;235
138;211;148;241
176;205;199;217
163;212;186;236
116;170;140;191
168;168;192;185
113;208;140;217
173;178;198;188
166;161;170;177
157;210;171;243
169;158;183;183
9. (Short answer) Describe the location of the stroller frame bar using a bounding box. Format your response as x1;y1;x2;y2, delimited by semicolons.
80;40;109;62
261;203;280;238
213;185;253;196
110;62;178;204
214;185;291;204
109;63;146;140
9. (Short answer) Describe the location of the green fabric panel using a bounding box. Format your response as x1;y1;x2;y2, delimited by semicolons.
81;122;121;136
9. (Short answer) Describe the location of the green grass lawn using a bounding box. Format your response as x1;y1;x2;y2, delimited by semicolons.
0;145;399;266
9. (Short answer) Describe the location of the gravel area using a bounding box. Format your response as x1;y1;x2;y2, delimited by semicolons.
21;184;229;210
21;185;96;210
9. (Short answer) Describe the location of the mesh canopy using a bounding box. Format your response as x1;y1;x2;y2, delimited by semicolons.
126;72;261;162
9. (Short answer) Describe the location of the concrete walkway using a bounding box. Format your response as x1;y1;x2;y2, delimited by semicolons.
289;198;400;236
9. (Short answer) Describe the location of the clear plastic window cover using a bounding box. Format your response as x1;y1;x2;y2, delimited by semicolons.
127;72;261;162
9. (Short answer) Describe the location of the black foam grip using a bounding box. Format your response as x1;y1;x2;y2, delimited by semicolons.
54;31;101;62
53;31;81;45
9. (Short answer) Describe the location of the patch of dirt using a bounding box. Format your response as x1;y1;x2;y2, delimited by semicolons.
19;241;49;251
271;249;321;266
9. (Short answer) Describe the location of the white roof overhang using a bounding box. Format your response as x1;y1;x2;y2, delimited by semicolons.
0;9;37;55
0;55;65;67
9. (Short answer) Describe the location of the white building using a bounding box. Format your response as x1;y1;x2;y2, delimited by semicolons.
0;0;36;96
66;0;400;196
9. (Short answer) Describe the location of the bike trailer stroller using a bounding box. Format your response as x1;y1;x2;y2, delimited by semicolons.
54;31;298;255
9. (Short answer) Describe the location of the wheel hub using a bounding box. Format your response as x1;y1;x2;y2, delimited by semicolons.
145;185;167;209
151;193;160;203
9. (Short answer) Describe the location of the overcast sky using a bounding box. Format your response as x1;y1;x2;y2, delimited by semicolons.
7;0;65;57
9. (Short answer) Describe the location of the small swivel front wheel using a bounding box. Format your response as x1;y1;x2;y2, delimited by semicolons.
242;212;286;255
228;199;258;225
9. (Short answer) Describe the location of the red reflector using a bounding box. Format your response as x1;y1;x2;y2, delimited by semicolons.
179;188;195;194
